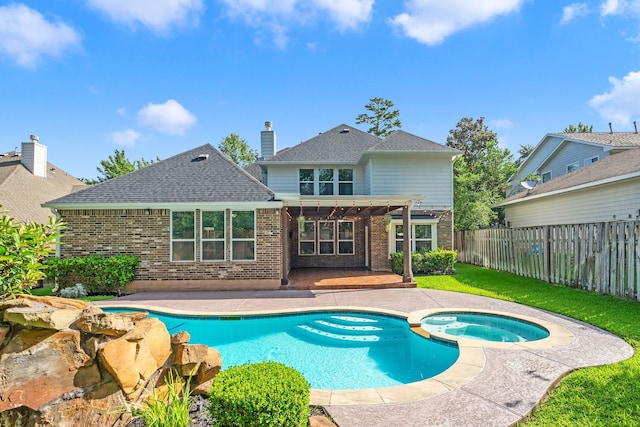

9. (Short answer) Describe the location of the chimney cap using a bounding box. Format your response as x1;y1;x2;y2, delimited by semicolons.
264;121;272;131
30;134;39;142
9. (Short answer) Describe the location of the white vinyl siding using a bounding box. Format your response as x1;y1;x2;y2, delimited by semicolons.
504;178;640;227
368;155;453;208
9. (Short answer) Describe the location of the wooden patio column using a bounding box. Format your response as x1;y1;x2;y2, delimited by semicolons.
402;204;413;283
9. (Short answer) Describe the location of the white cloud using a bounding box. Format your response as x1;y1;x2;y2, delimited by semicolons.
600;0;640;16
87;0;203;34
601;0;621;16
489;118;514;129
388;0;527;45
137;99;197;135
561;3;590;24
112;129;142;147
219;0;373;48
589;70;640;125
0;4;80;68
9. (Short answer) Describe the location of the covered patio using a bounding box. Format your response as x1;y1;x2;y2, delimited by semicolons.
282;267;411;290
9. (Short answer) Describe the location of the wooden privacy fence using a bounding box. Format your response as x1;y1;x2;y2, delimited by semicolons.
454;221;640;300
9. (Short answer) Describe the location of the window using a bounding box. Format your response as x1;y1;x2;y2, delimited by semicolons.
299;169;314;195
391;221;437;253
585;156;599;166
338;221;354;254
231;210;255;261
318;169;334;195
201;211;225;261
318;221;335;254
338;169;353;195
299;221;316;255
171;211;195;261
541;171;552;183
567;162;580;173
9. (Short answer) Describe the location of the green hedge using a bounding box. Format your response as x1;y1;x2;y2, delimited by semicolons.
390;248;457;275
45;255;138;296
208;361;310;427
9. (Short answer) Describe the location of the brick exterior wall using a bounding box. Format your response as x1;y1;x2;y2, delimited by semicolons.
57;208;282;290
436;210;454;250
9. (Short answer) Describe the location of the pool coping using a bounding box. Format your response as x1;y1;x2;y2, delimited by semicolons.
97;303;575;406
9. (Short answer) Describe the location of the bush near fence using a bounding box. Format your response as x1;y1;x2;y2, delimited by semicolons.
454;221;640;300
45;255;138;296
390;249;457;275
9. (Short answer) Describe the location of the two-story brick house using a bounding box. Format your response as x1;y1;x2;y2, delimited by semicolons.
44;123;459;291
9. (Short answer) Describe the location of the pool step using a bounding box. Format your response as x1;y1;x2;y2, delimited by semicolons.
313;319;383;333
295;324;405;346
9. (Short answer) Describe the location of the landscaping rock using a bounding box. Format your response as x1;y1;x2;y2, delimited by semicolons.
4;305;82;330
76;312;136;336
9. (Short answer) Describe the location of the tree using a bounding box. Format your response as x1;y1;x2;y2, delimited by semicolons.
447;118;517;230
85;149;158;183
516;144;535;167
564;122;593;133
355;97;401;138
0;211;63;299
218;133;258;167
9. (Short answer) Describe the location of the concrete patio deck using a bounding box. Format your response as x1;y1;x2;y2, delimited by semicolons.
95;288;633;427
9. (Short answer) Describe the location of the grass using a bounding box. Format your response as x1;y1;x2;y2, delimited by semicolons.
29;285;116;302
417;263;640;426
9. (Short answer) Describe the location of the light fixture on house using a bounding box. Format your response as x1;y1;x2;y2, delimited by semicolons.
145;208;151;215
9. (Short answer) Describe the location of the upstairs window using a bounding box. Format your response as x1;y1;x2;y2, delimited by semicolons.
585;156;599;166
318;169;334;195
171;211;195;261
201;211;225;261
567;162;580;173
299;169;314;195
338;169;353;195
541;171;552;183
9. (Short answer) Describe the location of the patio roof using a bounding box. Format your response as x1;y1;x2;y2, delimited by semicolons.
274;194;425;217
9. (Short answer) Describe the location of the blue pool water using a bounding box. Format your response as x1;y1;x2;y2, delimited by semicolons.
105;309;459;390
421;312;550;342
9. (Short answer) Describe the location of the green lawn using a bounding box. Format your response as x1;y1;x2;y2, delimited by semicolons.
417;263;640;426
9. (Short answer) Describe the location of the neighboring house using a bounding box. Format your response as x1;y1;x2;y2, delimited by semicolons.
44;123;459;291
496;148;640;228
507;131;640;197
0;135;85;224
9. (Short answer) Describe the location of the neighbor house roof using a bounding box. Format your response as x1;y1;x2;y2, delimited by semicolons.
0;151;85;224
44;144;274;207
260;124;458;164
497;147;640;207
555;132;640;148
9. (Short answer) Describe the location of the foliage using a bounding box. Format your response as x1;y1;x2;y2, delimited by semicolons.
447;117;517;230
0;212;63;299
564;122;593;133
355;97;402;138
218;133;258;166
45;255;138;295
209;361;310;427
83;149;158;183
59;283;87;299
417;263;640;426
516;143;535;167
136;370;191;427
390;249;456;275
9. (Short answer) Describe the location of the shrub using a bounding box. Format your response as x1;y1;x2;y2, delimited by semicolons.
136;370;191;427
45;255;138;295
59;283;87;299
208;361;310;427
0;212;63;299
390;251;404;275
411;252;425;274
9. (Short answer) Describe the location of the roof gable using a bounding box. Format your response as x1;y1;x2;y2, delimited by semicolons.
368;130;459;153
45;144;274;205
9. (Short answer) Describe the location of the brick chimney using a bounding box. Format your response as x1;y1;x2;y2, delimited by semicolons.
260;121;276;160
21;135;47;178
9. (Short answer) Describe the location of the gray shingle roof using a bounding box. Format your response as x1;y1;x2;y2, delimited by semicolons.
260;124;456;163
554;132;640;147
45;144;274;205
498;147;640;205
369;130;460;153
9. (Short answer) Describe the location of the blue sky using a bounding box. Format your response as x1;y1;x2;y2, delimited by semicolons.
1;0;639;180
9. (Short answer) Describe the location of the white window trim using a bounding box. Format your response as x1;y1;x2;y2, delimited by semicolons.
338;220;355;255
298;168;354;196
584;155;599;165
170;210;196;262
566;161;580;173
318;220;335;255
541;170;552;183
200;210;225;262
299;221;316;255
338;169;354;196
231;210;256;262
388;219;438;254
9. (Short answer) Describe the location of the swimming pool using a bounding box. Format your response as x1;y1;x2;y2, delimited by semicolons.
421;312;550;342
105;309;459;390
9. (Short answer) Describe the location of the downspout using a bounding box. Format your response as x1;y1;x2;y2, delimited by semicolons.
49;207;61;258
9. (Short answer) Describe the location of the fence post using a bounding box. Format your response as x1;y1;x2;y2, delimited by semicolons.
543;225;551;283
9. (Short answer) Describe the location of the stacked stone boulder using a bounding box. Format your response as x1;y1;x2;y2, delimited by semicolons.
0;295;222;427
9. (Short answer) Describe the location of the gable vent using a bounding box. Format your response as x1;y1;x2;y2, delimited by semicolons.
340;128;350;134
195;154;209;161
